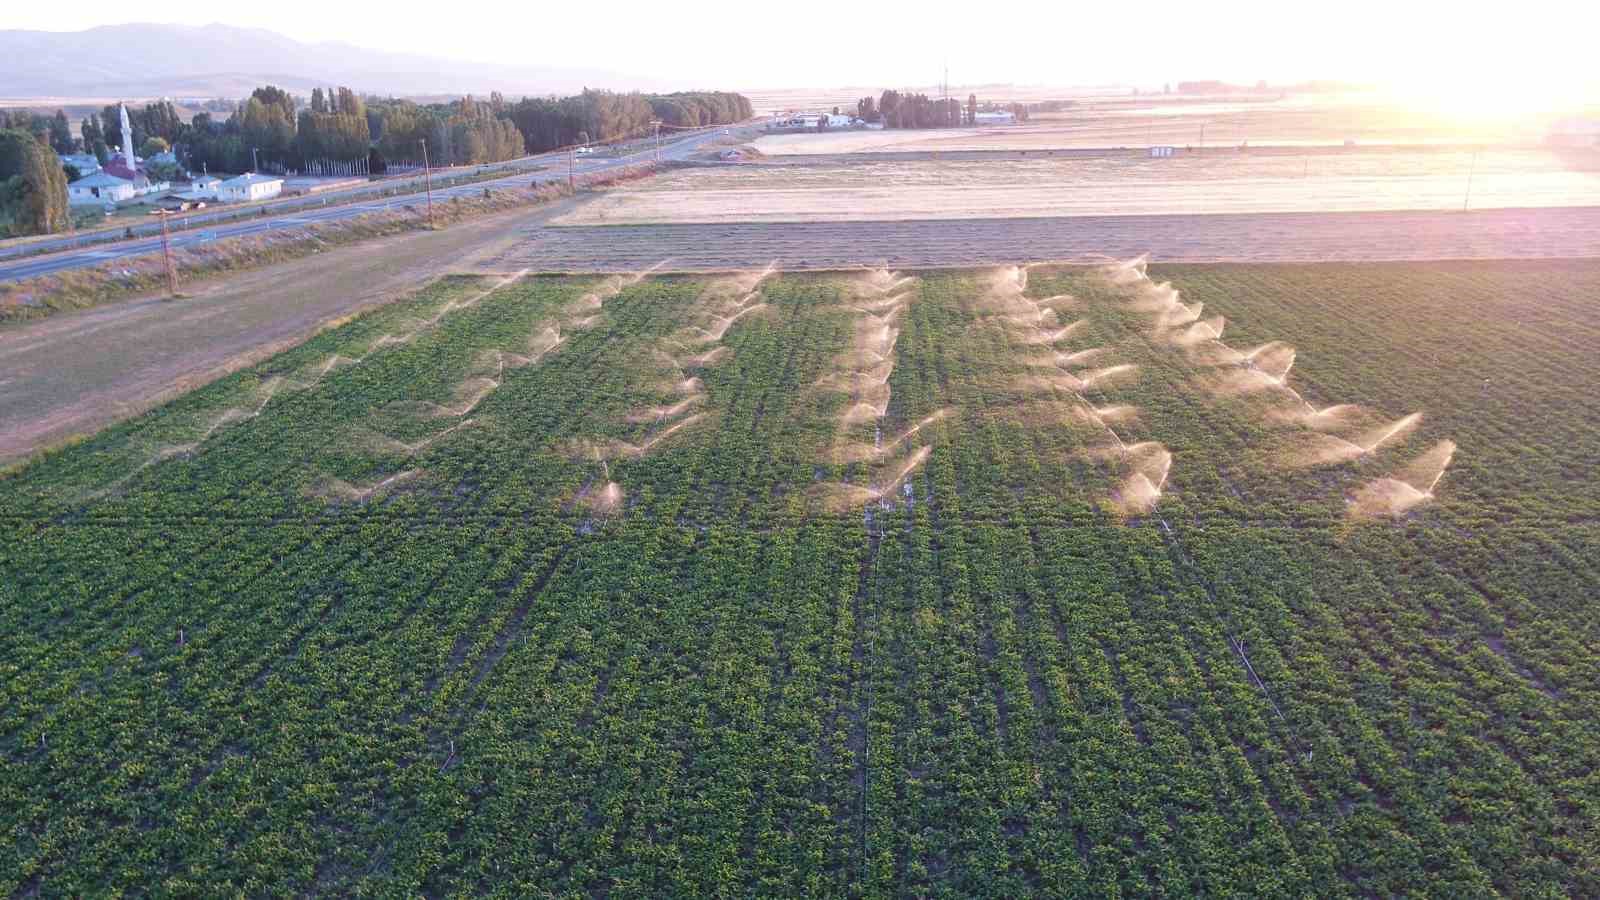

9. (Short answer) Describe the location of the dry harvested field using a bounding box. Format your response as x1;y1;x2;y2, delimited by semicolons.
753;93;1548;154
6;262;1600;895
740;83;1121;116
476;207;1600;273
558;150;1600;225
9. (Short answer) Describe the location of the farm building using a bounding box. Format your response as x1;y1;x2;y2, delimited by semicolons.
216;173;284;203
67;171;135;206
974;110;1016;125
180;175;223;198
769;113;860;131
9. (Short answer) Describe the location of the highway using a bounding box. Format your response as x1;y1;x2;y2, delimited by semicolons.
0;123;752;282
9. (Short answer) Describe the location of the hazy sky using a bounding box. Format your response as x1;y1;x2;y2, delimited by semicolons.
8;1;1598;104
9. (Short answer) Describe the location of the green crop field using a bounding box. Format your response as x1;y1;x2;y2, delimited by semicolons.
3;260;1598;896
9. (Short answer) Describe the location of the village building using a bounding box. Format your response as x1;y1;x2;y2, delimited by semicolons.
215;173;284;203
171;175;222;201
67;171;135;205
68;104;170;204
973;110;1017;125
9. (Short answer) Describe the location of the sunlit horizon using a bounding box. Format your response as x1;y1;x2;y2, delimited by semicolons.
3;2;1596;121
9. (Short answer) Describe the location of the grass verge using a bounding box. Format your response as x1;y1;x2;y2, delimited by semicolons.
0;164;655;325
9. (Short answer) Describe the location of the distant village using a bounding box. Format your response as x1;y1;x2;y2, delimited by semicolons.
768;92;1030;134
64;105;284;214
0;87;753;237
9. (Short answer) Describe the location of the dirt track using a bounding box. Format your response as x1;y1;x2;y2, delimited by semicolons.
0;199;576;464
466;206;1600;272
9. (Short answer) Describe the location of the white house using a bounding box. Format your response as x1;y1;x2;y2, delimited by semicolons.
68;171;135;206
974;110;1016;126
216;173;284;203
178;175;224;201
770;113;858;130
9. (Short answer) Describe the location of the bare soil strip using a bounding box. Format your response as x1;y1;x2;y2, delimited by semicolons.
469;207;1600;273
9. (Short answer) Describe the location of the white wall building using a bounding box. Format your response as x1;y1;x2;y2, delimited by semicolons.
67;171;135;206
770;113;861;130
216;173;284;203
974;110;1016;125
180;176;224;200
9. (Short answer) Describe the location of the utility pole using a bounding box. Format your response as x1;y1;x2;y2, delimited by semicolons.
1463;147;1479;212
652;121;661;163
158;210;177;297
568;145;575;191
420;138;435;228
251;146;259;172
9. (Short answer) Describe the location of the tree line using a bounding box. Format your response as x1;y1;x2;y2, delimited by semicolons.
0;85;751;236
510;90;751;155
0;128;69;237
185;87;750;173
854;91;1033;128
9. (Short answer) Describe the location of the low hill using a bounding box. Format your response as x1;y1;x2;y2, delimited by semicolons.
0;23;651;99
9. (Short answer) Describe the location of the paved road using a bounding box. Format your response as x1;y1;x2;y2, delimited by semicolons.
0;124;750;282
460;206;1600;272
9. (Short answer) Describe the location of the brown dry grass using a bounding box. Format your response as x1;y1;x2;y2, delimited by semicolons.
1;165;657;326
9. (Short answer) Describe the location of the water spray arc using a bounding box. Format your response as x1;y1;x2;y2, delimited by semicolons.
986;263;1167;515
1085;257;1313;761
1113;255;1454;507
307;267;660;505
568;265;776;516
813;270;944;512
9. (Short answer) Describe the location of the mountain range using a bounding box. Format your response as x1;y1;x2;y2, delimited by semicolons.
0;23;656;99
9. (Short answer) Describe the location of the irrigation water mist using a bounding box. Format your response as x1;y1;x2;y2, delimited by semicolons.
624;394;706;424
700;303;770;341
577;478;625;516
1022;321;1088;345
310;468;424;503
813;273;940;510
1077;364;1139;389
1054;347;1108;367
1271;402;1363;430
630;408;706;451
1114;443;1174;516
1283;412;1424;468
851;268;916;297
364;418;480;455
981;264;1163;514
1348;440;1455;519
1173;316;1226;347
1089;404;1139;424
